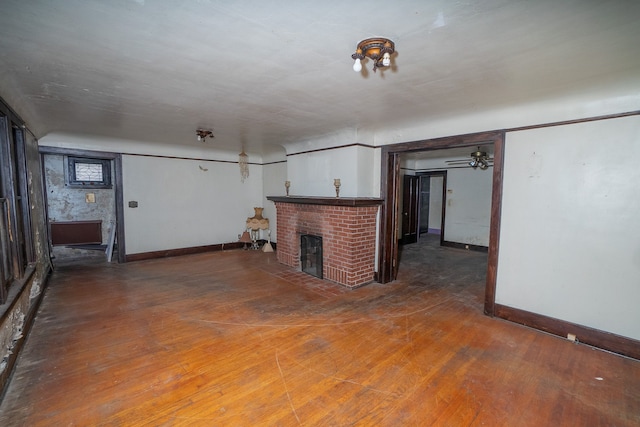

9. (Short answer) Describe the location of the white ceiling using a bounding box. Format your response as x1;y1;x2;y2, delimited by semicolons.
1;0;639;157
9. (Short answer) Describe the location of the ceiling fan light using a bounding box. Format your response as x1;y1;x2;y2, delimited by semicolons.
196;128;214;141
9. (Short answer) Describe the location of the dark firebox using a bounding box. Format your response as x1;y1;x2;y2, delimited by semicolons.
300;234;323;279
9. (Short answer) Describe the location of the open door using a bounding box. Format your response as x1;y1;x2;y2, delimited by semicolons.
401;175;420;244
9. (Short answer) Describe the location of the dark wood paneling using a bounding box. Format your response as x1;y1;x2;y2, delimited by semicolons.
266;196;382;206
112;155;125;263
400;175;419;244
39;146;116;159
124;152;260;165
14;129;34;264
378;151;400;283
495;303;640;360
50;221;102;246
383;130;502;154
125;242;244;262
0;116;25;283
484;132;504;316
0;265;48;398
286;142;376;157
504;110;640;133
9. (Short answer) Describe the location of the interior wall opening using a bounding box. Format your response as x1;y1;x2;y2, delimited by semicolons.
399;144;494;252
39;147;126;266
378;131;504;316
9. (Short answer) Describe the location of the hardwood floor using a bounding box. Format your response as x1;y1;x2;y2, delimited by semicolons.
1;237;638;426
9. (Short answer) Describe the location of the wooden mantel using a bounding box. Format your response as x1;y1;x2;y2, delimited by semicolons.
266;196;383;207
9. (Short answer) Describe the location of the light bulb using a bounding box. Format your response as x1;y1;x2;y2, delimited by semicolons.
353;57;362;72
382;52;391;67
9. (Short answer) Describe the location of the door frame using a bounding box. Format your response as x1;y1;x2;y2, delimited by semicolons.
416;171;447;245
378;130;504;316
39;146;126;264
400;171;447;246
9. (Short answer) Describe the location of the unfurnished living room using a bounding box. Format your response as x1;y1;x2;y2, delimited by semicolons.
0;1;639;425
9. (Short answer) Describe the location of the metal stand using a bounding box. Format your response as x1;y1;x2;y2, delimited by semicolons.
250;229;261;250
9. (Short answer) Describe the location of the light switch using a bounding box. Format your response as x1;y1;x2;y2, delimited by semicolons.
85;193;95;203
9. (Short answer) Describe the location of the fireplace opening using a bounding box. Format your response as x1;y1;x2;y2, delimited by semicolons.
300;234;323;279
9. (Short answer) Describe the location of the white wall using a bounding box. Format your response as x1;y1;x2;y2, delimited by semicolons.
286;145;378;197
262;160;287;242
285;81;640;211
496;115;640;340
373;80;640;147
443;167;492;246
429;176;443;232
122;155;263;254
40;133;244;163
40;133;269;255
412;156;493;246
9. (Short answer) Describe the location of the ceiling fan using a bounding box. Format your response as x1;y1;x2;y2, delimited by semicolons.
445;146;493;170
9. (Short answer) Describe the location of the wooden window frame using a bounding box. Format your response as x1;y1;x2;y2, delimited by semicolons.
65;156;112;188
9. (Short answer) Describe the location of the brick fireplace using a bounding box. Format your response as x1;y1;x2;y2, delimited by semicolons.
267;196;382;288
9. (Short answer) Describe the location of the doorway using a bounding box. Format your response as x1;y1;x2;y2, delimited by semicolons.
419;174;445;237
40;147;126;265
401;172;446;245
378;131;504;316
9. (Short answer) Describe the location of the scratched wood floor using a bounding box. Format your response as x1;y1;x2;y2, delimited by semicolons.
1;236;639;426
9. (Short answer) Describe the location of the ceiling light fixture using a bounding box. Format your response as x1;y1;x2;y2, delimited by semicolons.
239;150;249;183
352;37;395;73
468;148;490;170
196;129;214;141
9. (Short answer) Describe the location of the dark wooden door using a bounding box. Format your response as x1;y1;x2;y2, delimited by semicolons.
401;175;420;244
419;176;430;235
